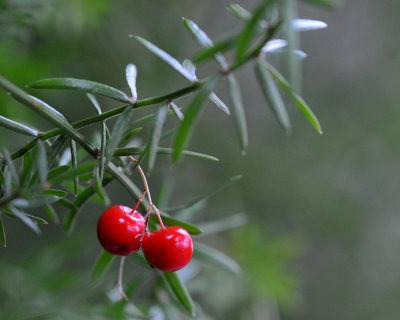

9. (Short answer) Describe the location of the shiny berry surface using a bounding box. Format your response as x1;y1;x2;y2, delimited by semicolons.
97;205;145;256
142;226;193;272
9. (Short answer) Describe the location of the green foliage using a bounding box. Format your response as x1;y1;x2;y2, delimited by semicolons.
0;1;329;319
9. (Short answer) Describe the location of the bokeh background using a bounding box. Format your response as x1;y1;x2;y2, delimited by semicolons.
1;0;400;319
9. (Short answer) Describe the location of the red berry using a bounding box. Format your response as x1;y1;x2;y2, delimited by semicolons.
97;205;145;256
142;226;193;272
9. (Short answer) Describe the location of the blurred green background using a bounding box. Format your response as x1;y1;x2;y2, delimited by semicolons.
1;0;400;319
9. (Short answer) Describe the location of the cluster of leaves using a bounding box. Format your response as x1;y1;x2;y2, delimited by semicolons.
0;1;330;317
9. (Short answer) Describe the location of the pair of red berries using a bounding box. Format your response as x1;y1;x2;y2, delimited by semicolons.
97;205;193;272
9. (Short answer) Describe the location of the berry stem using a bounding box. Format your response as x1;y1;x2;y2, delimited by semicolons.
118;256;128;301
131;188;147;213
127;155;166;229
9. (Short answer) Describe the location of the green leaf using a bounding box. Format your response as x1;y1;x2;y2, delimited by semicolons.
91;250;115;282
227;74;248;154
87;94;107;181
70;139;79;195
183;18;228;68
167;175;242;213
169;102;184;121
148;103;168;171
227;3;252;21
254;61;291;134
300;0;337;9
2;148;19;186
0;214;6;247
126;63;138;101
173;75;220;164
12;195;61;208
150;214;203;235
260;61;322;134
115;147;218;162
65;175;113;232
106;163;147;206
42;189;68;197
48;134;68;167
118;127;142;147
0;115;41;137
160;272;195;316
131;35;197;82
0;76;96;156
95;167;110;205
47;165;70;180
20;151;36;187
28;78;130;103
193;35;235;63
8;206;41;234
25;213;48;225
236;3;267;62
105;106;133;164
208;92;230;115
49;161;97;184
36;140;48;184
194;243;241;275
198;213;247;235
44;204;59;224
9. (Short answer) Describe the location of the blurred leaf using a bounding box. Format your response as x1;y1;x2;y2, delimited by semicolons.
48;134;68;167
254;61;291;134
169;102;184;120
227;3;252;20
12;195;60;208
24;213;48;225
70;139;79;195
28;78;130;103
42;189;68;197
300;0;337;9
168;175;241;213
228;74;248;154
44;204;59;224
260;61;322;134
8;206;41;234
65;175;113;232
106;163;147;206
194;243;241;275
173;75;220;164
105;106;133;164
20;151;35;187
95;167;110;205
87;94;107;181
160;271;195;316
0;115;41;137
236;3;267;62
125;63;138;101
148;103;168;171
183;18;228;68
3;148;19;186
49;161;97;184
131;35;197;82
36;140;48;184
47;165;70;180
0;214;5;247
182;59;197;79
91;250;115;282
198;213;247;235
208;92;230;115
3;168;12;197
193;36;235;62
183;18;213;47
292;19;328;31
115;147;219;162
150;214;203;235
118;127;142;147
56;198;76;210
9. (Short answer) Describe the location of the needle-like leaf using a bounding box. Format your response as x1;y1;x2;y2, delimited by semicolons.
29;78;130;103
